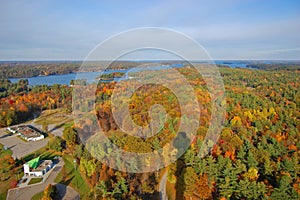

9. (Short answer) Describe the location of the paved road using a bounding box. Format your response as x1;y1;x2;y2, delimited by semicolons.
0;128;49;159
159;172;168;200
7;159;73;200
55;183;80;200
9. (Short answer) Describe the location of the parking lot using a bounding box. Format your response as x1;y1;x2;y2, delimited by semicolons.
0;128;49;159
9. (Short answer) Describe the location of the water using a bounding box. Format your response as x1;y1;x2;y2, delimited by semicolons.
9;61;256;86
9;64;184;86
210;60;250;68
10;73;79;86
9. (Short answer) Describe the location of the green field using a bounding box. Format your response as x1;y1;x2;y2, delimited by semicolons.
31;191;43;200
28;178;43;185
55;155;90;199
34;109;73;128
0;145;12;158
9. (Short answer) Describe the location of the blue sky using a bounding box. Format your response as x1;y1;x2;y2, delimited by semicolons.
0;0;299;60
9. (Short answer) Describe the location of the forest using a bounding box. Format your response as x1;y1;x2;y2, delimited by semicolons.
0;80;72;127
0;61;169;79
2;60;297;79
0;65;299;199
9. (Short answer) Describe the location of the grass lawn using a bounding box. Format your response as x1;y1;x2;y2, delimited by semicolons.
55;155;91;199
28;178;43;185
34;109;73;126
31;191;43;200
63;121;74;128
0;147;12;158
0;192;7;200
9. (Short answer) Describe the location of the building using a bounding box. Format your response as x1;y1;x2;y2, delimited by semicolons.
7;125;44;141
23;157;54;177
6;127;17;134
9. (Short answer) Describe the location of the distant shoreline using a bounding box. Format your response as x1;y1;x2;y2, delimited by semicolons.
1;60;299;79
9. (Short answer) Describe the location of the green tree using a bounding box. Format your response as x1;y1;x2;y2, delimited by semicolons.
271;175;299;199
41;184;57;200
183;167;196;198
42;121;48;133
96;181;111;198
62;127;77;148
48;136;63;152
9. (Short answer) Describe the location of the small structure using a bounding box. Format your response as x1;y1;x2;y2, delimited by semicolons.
23;157;54;177
7;125;44;141
6;127;17;134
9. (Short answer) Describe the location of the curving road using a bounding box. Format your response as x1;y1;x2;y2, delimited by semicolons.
159;172;168;200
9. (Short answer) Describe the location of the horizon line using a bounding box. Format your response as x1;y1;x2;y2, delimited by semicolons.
0;59;300;62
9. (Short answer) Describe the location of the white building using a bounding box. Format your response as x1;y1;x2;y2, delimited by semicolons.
7;127;17;133
22;134;44;141
23;157;54;177
7;125;45;141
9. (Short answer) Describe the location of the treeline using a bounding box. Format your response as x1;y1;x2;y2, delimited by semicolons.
0;62;80;78
0;79;29;98
98;72;126;80
0;61;163;78
1;60;299;79
0;81;72;127
246;62;300;70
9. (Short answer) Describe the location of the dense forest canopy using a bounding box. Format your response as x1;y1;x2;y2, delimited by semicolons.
0;65;299;199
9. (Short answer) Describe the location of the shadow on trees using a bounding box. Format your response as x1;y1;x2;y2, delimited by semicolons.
174;132;190;200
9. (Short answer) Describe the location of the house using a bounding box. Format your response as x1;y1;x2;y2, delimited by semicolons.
23;157;54;177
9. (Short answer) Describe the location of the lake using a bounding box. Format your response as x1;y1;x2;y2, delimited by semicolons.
9;63;184;86
9;61;253;86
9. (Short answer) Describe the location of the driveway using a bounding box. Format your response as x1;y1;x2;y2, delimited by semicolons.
0;128;49;159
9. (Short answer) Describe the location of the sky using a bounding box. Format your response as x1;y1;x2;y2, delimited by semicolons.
0;0;299;60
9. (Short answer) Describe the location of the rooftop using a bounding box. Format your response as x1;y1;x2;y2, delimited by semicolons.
33;160;53;172
16;125;44;139
26;157;53;172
